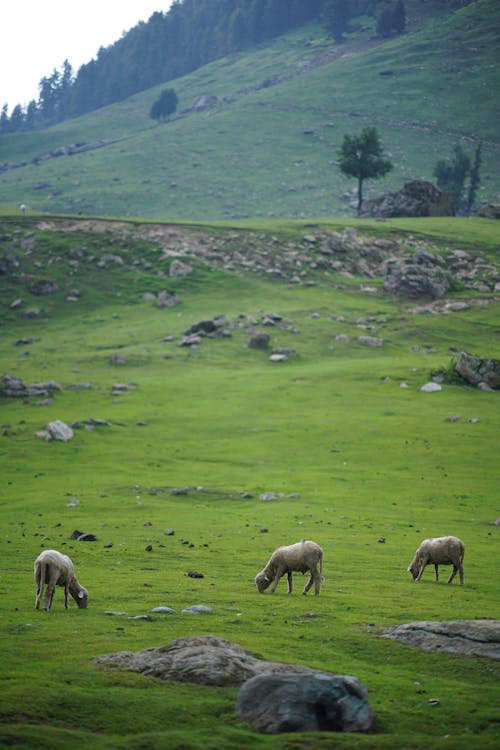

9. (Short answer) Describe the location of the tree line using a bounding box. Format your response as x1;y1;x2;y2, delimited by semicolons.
0;0;407;134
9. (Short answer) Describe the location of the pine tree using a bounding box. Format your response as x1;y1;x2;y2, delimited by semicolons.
150;88;178;122
338;127;393;213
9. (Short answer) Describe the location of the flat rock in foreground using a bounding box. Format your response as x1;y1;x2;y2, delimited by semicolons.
93;634;325;686
383;619;500;659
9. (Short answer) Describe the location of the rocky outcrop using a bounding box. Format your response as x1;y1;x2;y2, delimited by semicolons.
383;620;500;659
236;673;373;734
361;180;454;218
0;374;61;398
477;203;500;219
383;249;451;299
455;351;500;390
94;635;325;686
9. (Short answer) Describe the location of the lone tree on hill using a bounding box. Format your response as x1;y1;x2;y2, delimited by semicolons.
338;127;393;214
150;88;178;122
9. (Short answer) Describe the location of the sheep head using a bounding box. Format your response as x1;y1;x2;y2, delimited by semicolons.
255;571;271;593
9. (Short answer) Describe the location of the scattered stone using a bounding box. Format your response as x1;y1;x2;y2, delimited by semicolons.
164;529;175;536
382;620;500;659
236;672;373;734
169;259;193;278
260;492;280;501
249;332;270;350
29;280;58;295
151;606;176;614
157;290;180;309
182;605;213;614
76;533;97;542
129;615;153;621
37;420;74;442
357;335;384;347
187;571;204;579
384;253;451;299
420;382;442;392
67;497;80;507
105;611;128;616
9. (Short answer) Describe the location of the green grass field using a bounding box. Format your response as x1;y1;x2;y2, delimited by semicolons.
0;212;498;748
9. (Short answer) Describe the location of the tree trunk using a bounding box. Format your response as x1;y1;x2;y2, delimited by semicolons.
357;177;363;214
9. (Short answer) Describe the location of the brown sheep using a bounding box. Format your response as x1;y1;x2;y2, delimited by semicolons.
408;536;465;585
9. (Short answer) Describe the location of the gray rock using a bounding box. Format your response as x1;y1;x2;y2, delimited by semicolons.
182;605;212;614
249;332;270;350
384;255;451;299
362;180;453;218
157;290;180;309
420;382;442;392
94;635;325;686
236;673;373;734
151;606;176;614
40;420;74;442
383;620;500;659
455;351;500;390
169;259;193;278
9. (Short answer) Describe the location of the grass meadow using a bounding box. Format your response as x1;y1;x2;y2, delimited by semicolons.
0;212;498;748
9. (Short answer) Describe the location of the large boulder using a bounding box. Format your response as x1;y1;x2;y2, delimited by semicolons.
93;635;324;687
383;620;500;659
236;672;373;734
455;351;500;390
362;180;454;218
383;250;451;299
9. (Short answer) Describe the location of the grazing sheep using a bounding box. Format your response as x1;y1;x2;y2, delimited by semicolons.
408;536;465;585
34;549;88;611
255;540;324;595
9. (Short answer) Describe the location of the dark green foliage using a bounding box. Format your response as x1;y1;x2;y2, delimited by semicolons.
323;0;352;42
434;143;483;215
376;0;406;37
338;126;393;213
149;88;178;122
466;143;482;216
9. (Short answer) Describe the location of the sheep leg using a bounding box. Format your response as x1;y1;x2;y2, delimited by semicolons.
287;572;293;594
64;584;70;608
434;564;439;582
459;563;464;585
35;579;43;609
303;566;320;595
415;564;425;582
268;571;283;594
447;565;458;584
44;569;59;611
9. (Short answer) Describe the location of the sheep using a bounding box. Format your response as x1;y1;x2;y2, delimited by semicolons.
34;549;88;611
255;540;324;595
407;536;465;585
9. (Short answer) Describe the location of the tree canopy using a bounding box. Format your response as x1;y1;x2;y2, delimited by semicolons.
338;127;393;213
150;88;178;122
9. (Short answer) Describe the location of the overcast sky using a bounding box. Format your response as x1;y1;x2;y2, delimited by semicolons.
1;1;174;112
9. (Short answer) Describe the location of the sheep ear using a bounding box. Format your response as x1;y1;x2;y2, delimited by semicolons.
78;590;85;599
264;575;270;582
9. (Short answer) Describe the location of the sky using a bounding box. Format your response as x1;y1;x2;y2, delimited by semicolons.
1;1;174;112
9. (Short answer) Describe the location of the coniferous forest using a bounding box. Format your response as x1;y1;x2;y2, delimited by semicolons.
1;0;414;133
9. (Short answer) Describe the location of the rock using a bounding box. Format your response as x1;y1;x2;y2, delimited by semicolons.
94;635;326;686
384;254;451;299
236;673;373;734
157;290;180;309
187;571;204;579
420;382;442;392
383;620;500;659
477;203;500;219
455;351;500;390
0;374;61;399
357;336;384;347
249;332;270;350
169;259;193;278
29;280;58;295
39;420;74;442
151;606;176;614
182;605;212;614
361;180;454;218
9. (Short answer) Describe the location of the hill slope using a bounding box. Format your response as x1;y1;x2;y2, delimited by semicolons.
0;0;499;220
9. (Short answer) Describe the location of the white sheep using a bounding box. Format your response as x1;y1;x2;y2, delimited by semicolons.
255;540;324;595
407;536;465;585
34;549;88;611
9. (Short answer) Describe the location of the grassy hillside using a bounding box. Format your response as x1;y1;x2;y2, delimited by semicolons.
0;211;498;748
0;0;499;220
